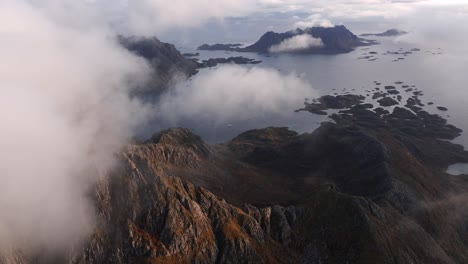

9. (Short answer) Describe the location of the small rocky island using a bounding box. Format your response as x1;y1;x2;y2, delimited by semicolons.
198;43;244;51
196;56;262;68
357;47;422;63
297;81;459;140
182;52;200;57
361;28;408;37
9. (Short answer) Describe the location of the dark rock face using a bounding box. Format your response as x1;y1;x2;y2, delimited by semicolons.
378;97;399;106
372;92;386;99
119;36;198;95
4;107;468;264
4;117;468;263
83;120;468;263
182;52;200;57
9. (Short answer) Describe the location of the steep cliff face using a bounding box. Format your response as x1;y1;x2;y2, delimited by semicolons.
70;128;295;264
3;119;467;264
119;36;198;95
62;122;468;264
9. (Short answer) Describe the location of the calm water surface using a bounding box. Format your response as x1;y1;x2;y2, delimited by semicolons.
151;38;468;146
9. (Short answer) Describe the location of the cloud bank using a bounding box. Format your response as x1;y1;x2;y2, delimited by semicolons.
294;14;335;29
4;0;468;258
269;34;324;53
0;0;318;256
0;0;150;254
155;65;314;124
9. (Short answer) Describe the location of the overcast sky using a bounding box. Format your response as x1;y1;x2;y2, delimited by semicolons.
135;0;468;47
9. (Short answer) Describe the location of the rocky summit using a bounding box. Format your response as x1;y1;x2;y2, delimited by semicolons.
7;104;468;263
198;25;375;54
119;36;198;96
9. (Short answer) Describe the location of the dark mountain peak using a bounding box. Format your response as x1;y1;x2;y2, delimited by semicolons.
119;36;198;94
119;35;163;59
242;25;373;54
197;25;374;55
66;112;468;263
9;110;468;262
148;128;206;147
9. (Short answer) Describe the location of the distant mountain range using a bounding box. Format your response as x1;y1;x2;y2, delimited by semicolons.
199;25;375;54
361;28;408;37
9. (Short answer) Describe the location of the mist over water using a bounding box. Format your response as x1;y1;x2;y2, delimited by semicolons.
150;2;468;144
151;35;468;145
0;0;264;256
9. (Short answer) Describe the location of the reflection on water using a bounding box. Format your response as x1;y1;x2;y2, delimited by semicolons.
149;38;468;145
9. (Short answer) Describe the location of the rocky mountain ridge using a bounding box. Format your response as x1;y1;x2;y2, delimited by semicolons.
3;36;467;262
6;103;467;263
199;26;375;54
71;117;468;263
119;36;198;96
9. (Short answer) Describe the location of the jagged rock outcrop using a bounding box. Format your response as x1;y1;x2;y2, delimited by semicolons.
4;116;468;263
119;36;198;95
62;117;468;264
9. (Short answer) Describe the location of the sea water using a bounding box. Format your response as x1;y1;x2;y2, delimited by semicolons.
150;38;468;146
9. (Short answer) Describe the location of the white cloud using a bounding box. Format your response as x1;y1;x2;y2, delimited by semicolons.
0;0;151;254
0;0;324;256
2;0;468;258
294;14;335;28
156;65;314;124
269;34;324;53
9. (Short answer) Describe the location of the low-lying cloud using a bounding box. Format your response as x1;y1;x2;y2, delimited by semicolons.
1;0;287;255
294;14;335;29
0;0;150;255
5;0;468;259
269;34;324;53
155;65;314;124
